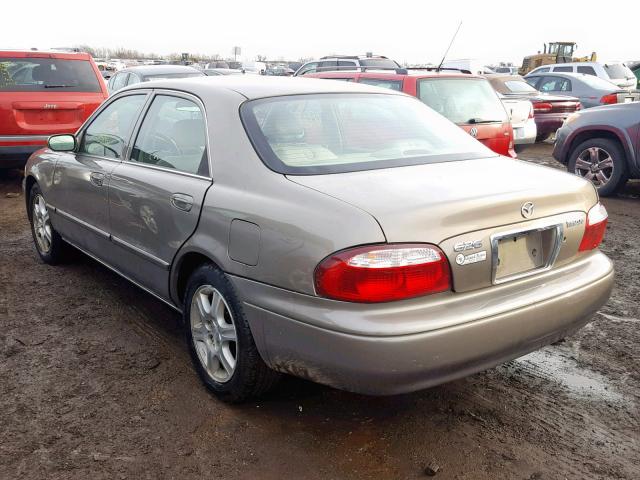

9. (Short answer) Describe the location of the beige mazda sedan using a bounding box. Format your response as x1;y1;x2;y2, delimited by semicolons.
24;76;613;402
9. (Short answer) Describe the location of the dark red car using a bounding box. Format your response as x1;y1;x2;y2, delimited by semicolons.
485;74;581;142
0;50;108;168
307;69;516;157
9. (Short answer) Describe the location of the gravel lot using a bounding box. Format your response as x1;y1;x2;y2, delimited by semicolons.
1;143;639;480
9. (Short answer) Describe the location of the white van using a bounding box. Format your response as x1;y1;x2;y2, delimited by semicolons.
528;62;636;90
440;59;494;75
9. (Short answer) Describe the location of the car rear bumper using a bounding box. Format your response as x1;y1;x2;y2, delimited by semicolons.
513;117;537;145
535;113;573;138
232;251;613;395
0;144;44;168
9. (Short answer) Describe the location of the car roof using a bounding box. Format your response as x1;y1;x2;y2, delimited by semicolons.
309;70;481;79
526;72;594;79
123;75;408;100
0;49;92;60
118;65;203;75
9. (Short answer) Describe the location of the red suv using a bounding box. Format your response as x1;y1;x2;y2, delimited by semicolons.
0;50;108;168
307;69;516;158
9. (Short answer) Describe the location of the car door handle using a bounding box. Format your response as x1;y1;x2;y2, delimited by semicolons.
90;172;105;187
170;193;193;212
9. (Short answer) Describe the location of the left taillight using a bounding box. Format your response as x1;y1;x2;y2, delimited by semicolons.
600;93;618;105
314;244;451;303
579;203;608;252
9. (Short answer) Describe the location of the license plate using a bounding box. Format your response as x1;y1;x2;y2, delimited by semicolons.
495;231;544;280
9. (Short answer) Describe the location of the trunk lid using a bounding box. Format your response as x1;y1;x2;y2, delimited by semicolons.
289;157;597;292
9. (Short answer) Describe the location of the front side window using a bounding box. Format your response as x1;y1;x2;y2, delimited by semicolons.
79;94;146;158
110;73;129;91
298;62;318;76
417;78;508;124
0;57;101;92
538;77;572;92
241;93;492;175
358;78;402;91
130;95;208;176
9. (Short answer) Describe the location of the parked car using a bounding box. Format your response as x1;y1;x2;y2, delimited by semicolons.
628;61;640;88
24;76;613;401
308;69;516;157
108;65;204;94
527;62;637;90
553;102;640;196
493;66;519;75
524;72;639;110
440;59;495;75
203;68;244;76
294;55;400;76
486;74;580;142
0;50;108;169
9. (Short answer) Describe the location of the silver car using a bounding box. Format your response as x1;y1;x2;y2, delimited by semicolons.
24;77;614;402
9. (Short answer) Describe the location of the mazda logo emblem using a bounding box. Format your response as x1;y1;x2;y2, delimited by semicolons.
469;127;478;138
521;202;535;218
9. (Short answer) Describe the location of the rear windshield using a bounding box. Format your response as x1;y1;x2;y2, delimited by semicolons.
240;93;492;175
417;78;507;124
503;80;538;93
603;63;633;79
0;57;101;92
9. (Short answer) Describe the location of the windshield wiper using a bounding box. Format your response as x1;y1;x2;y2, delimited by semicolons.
467;118;502;124
44;83;77;88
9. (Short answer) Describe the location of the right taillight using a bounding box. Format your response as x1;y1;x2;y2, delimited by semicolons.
533;102;553;113
600;93;618;105
579;203;608;252
314;244;451;303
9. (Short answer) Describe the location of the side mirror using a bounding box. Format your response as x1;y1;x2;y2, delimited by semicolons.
48;134;76;152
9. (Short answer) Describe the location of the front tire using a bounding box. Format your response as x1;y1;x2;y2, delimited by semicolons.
29;183;67;264
184;264;279;403
568;138;627;197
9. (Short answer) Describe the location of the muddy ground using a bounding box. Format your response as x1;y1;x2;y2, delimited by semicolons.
1;143;638;480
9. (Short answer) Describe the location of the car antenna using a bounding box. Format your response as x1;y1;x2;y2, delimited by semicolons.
436;21;463;72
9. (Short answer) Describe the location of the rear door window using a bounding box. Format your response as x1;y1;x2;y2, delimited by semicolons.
130;95;208;176
358;78;403;91
0;57;101;92
79;94;147;159
577;66;597;76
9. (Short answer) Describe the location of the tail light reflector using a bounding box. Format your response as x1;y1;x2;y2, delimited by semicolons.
314;244;451;303
533;102;553;113
579;203;608;252
528;103;534;119
600;93;618;105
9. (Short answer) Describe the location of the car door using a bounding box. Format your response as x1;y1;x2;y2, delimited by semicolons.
48;92;148;256
107;91;212;298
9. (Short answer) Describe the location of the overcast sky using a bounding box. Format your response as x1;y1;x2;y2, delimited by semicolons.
3;1;637;64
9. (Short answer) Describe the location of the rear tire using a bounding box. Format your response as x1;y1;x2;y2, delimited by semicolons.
183;264;280;403
28;183;68;265
568;138;627;197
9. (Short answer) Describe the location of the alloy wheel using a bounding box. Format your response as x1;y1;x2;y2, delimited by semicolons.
190;285;238;383
32;194;52;254
574;147;614;187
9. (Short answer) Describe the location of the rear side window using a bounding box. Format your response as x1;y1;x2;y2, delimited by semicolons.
0;57;101;92
130;95;208;176
552;66;573;72
577;66;596;76
79;95;146;158
358;78;402;91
